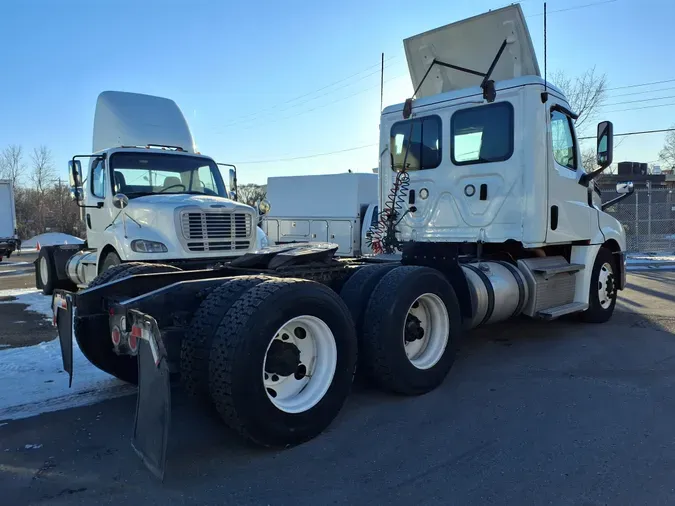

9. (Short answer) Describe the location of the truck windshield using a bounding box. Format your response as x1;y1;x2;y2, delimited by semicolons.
109;152;227;198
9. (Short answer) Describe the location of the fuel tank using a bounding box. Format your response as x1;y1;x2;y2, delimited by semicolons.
460;261;529;329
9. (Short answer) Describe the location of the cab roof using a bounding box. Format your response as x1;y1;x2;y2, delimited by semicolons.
93;91;195;154
381;75;567;116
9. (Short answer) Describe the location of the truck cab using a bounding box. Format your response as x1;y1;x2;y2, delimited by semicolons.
377;4;629;259
37;91;268;293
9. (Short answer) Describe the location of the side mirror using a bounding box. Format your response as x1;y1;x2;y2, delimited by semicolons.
112;193;129;210
601;181;634;211
257;199;271;215
228;168;237;201
597;120;613;169
616;181;634;195
68;160;82;186
68;160;83;201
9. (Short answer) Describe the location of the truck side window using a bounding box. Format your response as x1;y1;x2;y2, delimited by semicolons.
451;102;514;165
370;206;379;228
390;116;441;171
91;159;106;198
550;109;577;171
197;165;217;194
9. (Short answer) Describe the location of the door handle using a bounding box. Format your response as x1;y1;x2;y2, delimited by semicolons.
86;214;92;229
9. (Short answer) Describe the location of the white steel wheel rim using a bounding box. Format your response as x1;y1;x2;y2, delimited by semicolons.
39;256;49;286
403;293;450;370
262;315;337;414
598;262;615;309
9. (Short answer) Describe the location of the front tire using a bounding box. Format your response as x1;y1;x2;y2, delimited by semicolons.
99;251;122;274
361;266;462;395
209;278;358;447
77;262;182;384
37;248;57;295
580;247;618;323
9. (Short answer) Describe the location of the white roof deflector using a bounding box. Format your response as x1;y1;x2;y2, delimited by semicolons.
93;91;195;153
404;4;540;99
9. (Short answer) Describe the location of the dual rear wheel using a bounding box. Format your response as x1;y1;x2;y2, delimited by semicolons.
186;265;461;447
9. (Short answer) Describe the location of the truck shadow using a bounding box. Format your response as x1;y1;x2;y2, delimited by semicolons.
161;307;675;488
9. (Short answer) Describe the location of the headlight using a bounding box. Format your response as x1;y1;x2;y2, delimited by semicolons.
260;234;269;248
131;239;168;253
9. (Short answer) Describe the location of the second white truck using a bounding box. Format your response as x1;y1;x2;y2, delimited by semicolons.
36;91;269;294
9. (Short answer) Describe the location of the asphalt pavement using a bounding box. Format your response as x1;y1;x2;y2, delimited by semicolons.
1;271;675;505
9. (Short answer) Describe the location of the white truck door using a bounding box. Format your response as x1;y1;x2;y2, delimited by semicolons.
85;157;111;250
545;104;594;243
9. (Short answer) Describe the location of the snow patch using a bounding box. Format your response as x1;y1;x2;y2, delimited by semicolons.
24;444;42;450
0;289;135;421
626;253;675;264
22;233;84;249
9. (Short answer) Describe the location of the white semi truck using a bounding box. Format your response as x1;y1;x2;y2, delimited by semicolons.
51;5;634;479
0;179;19;262
263;172;379;257
36;91;269;294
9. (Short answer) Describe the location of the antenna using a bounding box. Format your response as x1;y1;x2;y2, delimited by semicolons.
542;2;548;102
380;52;384;112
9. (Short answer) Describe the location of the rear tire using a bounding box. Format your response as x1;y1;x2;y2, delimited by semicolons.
209;278;357;447
339;263;398;379
181;275;272;405
579;247;618;323
76;262;182;384
361;266;462;395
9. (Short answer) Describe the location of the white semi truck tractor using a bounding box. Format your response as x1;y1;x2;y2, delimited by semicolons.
51;5;634;479
36;90;270;295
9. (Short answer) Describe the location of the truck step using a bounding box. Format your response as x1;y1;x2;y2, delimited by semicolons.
536;302;589;320
532;263;585;276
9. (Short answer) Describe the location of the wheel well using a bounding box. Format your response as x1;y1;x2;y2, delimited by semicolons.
602;239;621;255
98;245;119;273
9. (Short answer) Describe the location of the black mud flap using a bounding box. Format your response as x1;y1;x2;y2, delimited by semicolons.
128;310;171;481
53;291;74;387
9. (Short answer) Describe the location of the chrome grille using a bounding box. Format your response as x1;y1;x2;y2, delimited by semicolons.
180;211;252;252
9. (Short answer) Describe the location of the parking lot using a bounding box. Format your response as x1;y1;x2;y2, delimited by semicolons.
1;268;674;506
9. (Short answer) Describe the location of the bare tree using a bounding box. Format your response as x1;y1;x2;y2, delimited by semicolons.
550;66;607;132
30;145;56;193
237;183;267;207
581;148;596;174
659;127;675;169
0;144;26;186
30;146;56;233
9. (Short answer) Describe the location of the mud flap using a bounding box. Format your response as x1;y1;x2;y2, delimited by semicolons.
53;291;74;387
128;310;171;481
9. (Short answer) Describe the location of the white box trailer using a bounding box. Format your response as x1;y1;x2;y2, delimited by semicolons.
263;173;379;256
0;179;18;261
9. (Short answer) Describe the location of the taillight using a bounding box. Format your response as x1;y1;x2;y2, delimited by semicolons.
129;325;142;352
111;326;121;346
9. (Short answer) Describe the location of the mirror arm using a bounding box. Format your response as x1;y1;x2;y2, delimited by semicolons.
601;189;635;211
579;166;607;186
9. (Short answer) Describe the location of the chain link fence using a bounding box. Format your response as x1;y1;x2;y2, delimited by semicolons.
603;186;675;253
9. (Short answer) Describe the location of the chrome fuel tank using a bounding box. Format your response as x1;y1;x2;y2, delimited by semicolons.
460;261;529;329
66;250;98;286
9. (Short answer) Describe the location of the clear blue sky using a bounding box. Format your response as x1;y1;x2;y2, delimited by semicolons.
1;0;673;186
